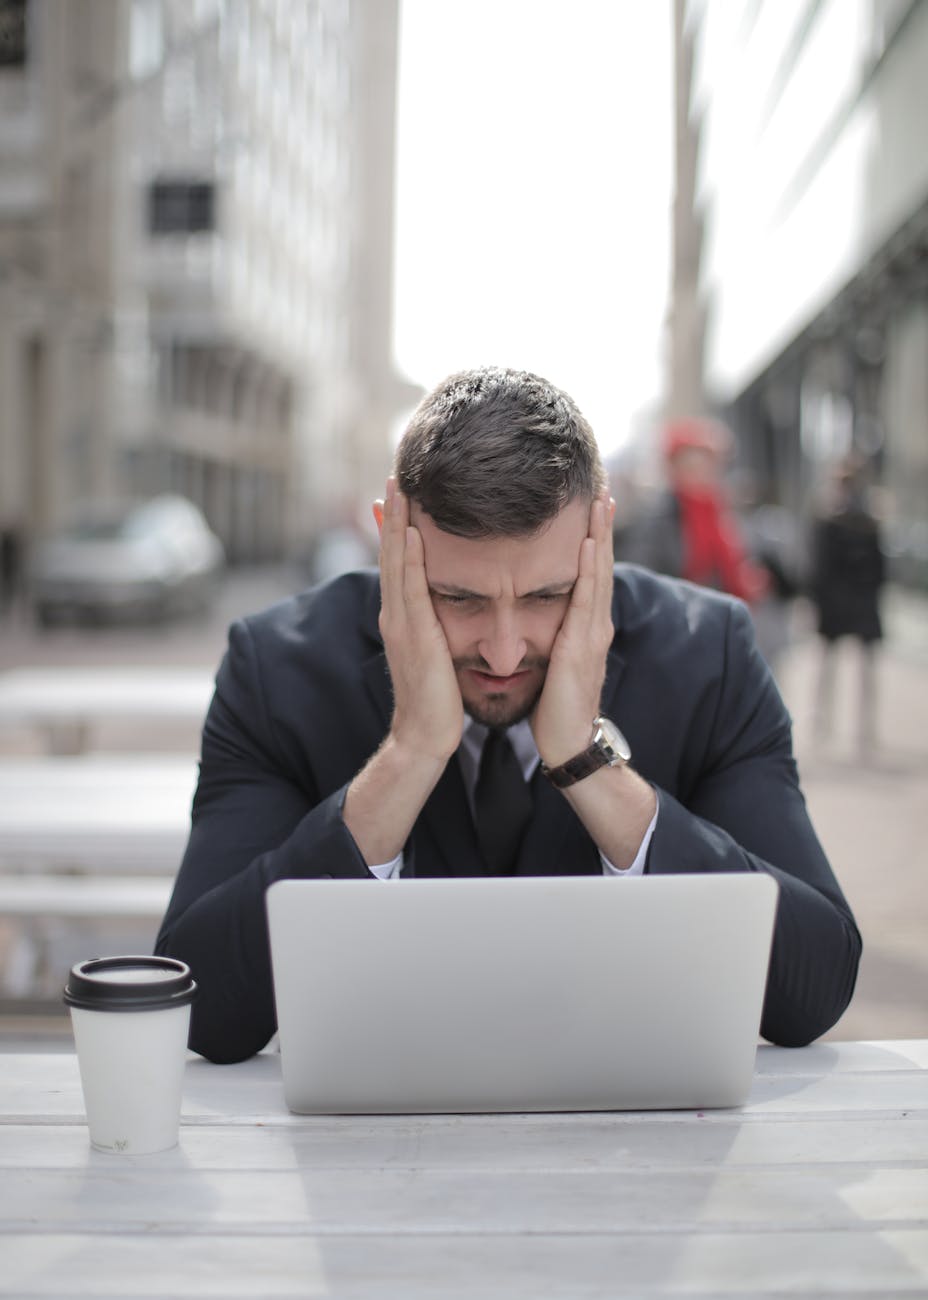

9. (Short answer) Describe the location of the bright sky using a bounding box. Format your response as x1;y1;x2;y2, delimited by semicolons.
393;0;673;456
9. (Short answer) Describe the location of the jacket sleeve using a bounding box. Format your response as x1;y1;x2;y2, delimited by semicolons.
645;601;861;1046
155;618;374;1063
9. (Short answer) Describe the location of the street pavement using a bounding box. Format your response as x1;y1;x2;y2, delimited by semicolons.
774;587;928;1042
1;568;926;1042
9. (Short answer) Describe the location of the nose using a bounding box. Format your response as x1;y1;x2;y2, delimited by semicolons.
478;609;528;678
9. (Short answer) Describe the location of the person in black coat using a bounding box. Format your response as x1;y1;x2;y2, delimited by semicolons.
810;457;885;752
156;367;861;1063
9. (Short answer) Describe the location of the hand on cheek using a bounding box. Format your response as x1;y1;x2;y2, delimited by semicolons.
376;478;464;763
531;493;615;767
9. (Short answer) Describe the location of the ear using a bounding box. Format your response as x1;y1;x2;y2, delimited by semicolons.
372;501;384;536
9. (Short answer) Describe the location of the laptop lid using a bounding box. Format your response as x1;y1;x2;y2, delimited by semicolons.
266;873;778;1114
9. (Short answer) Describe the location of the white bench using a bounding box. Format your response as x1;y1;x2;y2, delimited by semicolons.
0;666;215;754
0;755;198;872
0;755;195;998
0;874;175;999
0;875;174;919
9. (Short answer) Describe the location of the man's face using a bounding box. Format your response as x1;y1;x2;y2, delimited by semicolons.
411;497;591;728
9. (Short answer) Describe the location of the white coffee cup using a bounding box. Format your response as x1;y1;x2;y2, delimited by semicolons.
63;955;197;1154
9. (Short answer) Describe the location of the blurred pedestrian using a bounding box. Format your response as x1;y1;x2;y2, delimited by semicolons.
0;526;22;612
809;455;885;754
621;416;770;604
734;473;806;677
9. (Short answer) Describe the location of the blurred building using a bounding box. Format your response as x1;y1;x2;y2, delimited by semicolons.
685;0;928;583
665;0;707;425
0;0;414;572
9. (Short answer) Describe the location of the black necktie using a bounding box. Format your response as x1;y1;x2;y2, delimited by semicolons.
474;729;533;875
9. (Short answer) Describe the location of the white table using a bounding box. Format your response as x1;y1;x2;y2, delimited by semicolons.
0;667;215;753
1;1040;926;1297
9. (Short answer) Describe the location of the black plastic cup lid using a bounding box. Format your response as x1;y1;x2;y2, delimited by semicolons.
63;956;198;1012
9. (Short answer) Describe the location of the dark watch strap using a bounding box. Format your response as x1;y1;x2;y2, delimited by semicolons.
543;746;611;789
541;716;631;789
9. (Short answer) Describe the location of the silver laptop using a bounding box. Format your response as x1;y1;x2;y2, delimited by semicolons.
266;873;778;1114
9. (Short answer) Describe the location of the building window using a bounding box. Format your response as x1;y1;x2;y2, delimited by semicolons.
148;180;216;234
0;0;28;68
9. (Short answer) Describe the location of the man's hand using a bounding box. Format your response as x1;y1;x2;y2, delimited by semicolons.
529;492;655;871
376;478;464;763
530;492;616;767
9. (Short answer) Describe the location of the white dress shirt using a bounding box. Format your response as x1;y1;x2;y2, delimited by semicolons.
368;718;657;880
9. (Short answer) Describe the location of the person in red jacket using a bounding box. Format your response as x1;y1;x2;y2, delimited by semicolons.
623;418;769;605
666;419;770;603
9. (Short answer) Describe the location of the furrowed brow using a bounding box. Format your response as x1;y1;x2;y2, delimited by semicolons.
522;581;576;598
428;582;485;599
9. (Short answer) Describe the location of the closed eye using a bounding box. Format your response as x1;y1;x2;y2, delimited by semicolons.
432;591;483;608
430;585;573;607
523;586;574;605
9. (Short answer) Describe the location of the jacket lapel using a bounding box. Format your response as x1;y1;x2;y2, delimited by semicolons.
513;767;592;874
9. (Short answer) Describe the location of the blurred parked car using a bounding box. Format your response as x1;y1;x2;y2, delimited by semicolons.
29;495;225;626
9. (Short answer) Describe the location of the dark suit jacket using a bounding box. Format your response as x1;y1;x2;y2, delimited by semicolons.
156;564;861;1063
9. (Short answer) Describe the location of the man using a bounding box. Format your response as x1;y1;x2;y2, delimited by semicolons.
156;367;860;1063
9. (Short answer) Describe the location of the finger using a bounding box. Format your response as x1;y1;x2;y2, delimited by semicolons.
565;500;611;643
567;536;597;616
592;491;615;583
379;481;408;618
578;495;609;599
581;532;599;581
589;492;613;543
403;524;435;620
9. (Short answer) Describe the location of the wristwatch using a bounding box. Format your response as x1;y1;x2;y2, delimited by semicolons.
541;716;632;789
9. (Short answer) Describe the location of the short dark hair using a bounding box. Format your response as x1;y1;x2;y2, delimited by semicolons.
395;366;607;538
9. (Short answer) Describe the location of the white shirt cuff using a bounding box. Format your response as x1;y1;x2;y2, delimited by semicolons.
368;852;404;880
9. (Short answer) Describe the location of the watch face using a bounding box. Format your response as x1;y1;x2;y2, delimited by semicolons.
596;717;632;764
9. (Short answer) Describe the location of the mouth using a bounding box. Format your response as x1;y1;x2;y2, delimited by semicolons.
466;668;533;693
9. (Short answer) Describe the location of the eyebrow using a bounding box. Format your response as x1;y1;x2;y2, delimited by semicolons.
428;581;576;600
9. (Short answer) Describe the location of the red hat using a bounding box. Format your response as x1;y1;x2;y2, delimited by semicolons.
663;418;732;461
